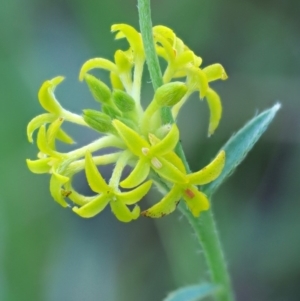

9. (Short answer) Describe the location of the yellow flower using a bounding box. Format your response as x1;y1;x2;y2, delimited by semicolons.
73;151;152;222
142;151;225;217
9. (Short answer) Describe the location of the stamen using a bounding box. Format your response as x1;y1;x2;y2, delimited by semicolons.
142;147;149;155
151;157;162;169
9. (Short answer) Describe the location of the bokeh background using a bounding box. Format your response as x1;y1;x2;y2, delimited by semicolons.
1;0;299;300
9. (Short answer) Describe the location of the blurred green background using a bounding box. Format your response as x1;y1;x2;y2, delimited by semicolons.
1;0;300;300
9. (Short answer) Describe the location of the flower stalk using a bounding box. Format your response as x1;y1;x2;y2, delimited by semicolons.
137;0;235;300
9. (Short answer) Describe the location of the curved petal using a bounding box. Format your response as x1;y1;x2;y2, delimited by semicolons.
50;172;69;207
111;24;143;57
203;63;228;82
153;32;176;63
205;88;222;136
187;151;225;185
118;180;152;204
38;76;64;114
56;128;74;144
153;25;176;44
27;113;55;143
150;124;179;156
79;58;118;81
112;119;149;156
163;151;186;174
183;186;210;217
26;158;52;174
47;117;64;149
175;51;195;69
37;125;59;157
73;194;109;218
110;199;140;222
154;157;187;184
120;159;150;188
85;151;110;193
141;185;182;218
114;49;133;73
187;67;208;99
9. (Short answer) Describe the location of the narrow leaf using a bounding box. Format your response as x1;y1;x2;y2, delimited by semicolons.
163;283;220;301
204;103;281;195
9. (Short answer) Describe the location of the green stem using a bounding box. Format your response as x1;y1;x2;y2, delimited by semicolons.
137;1;235;301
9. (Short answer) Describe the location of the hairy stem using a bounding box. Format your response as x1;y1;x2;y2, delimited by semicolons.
137;1;235;300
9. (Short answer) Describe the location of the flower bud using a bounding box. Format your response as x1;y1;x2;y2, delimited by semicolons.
154;82;187;107
84;74;111;104
112;89;136;112
83;109;116;134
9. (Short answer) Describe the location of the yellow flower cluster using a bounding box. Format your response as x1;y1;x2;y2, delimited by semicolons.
26;24;227;222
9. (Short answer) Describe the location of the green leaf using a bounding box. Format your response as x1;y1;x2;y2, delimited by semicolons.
204;103;281;195
163;283;220;301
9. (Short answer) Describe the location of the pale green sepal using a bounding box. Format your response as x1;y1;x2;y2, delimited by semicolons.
120;159;150;188
188;151;225;185
141;185;181;218
27;113;55;143
26;158;52;174
73;194;109;218
112;89;135;112
110;200;140;222
56;128;74;144
83;110;116;134
155;157;187;184
203;63;228;82
112;119;149;156
84;74;112;104
150;124;179;156
183;186;210;217
85;151;109;193
79;58;118;81
119;180;152;205
38;76;64;114
203;103;281;196
155;82;187;107
206;88;222;136
50;172;69;207
163;283;221;301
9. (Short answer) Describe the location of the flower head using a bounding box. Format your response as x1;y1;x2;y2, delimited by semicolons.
26;23;227;222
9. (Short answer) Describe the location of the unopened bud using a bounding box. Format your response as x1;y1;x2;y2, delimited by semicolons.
112;89;136;112
84;74;111;104
155;82;187;107
83;110;116;134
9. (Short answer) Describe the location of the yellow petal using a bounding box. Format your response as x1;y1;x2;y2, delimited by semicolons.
187;151;225;185
110;199;140;222
175;51;195;68
110;72;124;90
66;189;95;206
112;119;149;156
141;185;182;218
26;158;52;174
38;76;64;114
154;157;187;184
153;25;176;44
120;159;150;188
111;24;143;57
27;113;55;143
114;49;133;73
50;172;69;207
37;125;56;156
150;124;179;156
187;67;208;99
79;58;118;81
203;63;228;82
119;180;152;205
73;194;110;218
47;117;64;149
56;128;74;144
183;186;210;217
153;32;176;62
163;151;186;174
206;88;222;136
85;151;110;193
